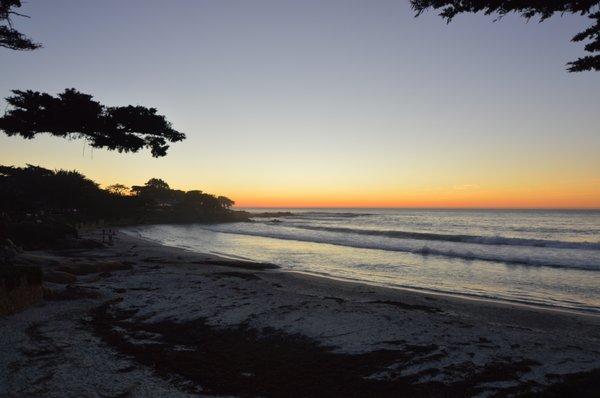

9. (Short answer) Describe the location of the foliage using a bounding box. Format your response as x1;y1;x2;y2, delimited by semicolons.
0;164;243;226
106;184;130;196
0;0;40;50
0;89;186;157
411;0;600;72
0;164;103;214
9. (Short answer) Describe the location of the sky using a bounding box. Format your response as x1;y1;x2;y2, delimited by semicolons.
1;0;599;208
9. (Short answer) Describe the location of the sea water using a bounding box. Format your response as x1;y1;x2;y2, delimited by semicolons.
124;209;600;313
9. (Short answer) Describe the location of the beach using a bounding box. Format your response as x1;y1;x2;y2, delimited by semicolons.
1;229;599;397
128;209;600;314
2;1;599;396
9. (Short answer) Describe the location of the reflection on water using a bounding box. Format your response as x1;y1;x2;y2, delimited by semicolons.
124;208;600;313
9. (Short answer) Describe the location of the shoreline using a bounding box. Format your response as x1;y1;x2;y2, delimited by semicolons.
123;227;600;317
2;229;600;396
287;270;600;318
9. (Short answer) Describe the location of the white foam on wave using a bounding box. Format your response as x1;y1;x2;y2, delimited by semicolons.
200;222;600;271
275;224;600;250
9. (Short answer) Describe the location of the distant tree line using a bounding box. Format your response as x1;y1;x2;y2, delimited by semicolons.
0;164;248;248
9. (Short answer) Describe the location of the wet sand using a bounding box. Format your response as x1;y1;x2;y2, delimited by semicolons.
1;229;599;397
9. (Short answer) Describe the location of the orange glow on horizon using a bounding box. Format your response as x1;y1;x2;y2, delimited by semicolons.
233;200;600;209
5;135;600;211
216;178;600;209
231;190;600;209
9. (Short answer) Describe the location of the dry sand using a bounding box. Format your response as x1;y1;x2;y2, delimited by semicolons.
1;229;599;397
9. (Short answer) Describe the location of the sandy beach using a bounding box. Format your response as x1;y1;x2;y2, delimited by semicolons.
3;1;599;396
1;229;599;397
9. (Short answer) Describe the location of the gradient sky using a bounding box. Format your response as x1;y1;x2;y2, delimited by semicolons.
1;0;599;208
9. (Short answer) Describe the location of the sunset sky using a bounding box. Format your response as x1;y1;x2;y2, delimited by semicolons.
1;1;599;208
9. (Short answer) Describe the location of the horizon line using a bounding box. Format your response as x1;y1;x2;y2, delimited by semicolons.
235;206;600;211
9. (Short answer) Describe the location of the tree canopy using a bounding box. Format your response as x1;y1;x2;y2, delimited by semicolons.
0;0;40;50
411;0;600;72
105;183;130;196
0;164;240;221
130;179;235;210
0;164;101;213
0;89;186;157
0;165;245;249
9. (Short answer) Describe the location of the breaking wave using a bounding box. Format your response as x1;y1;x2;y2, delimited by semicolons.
200;223;600;271
281;224;600;250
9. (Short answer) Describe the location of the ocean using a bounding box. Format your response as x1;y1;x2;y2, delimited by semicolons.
124;208;600;313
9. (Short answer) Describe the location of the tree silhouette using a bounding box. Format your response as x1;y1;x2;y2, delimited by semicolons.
106;184;130;196
131;178;176;206
0;89;186;157
1;164;247;249
0;164;102;213
1;165;242;219
0;0;40;50
411;0;600;72
217;195;235;209
143;178;171;191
